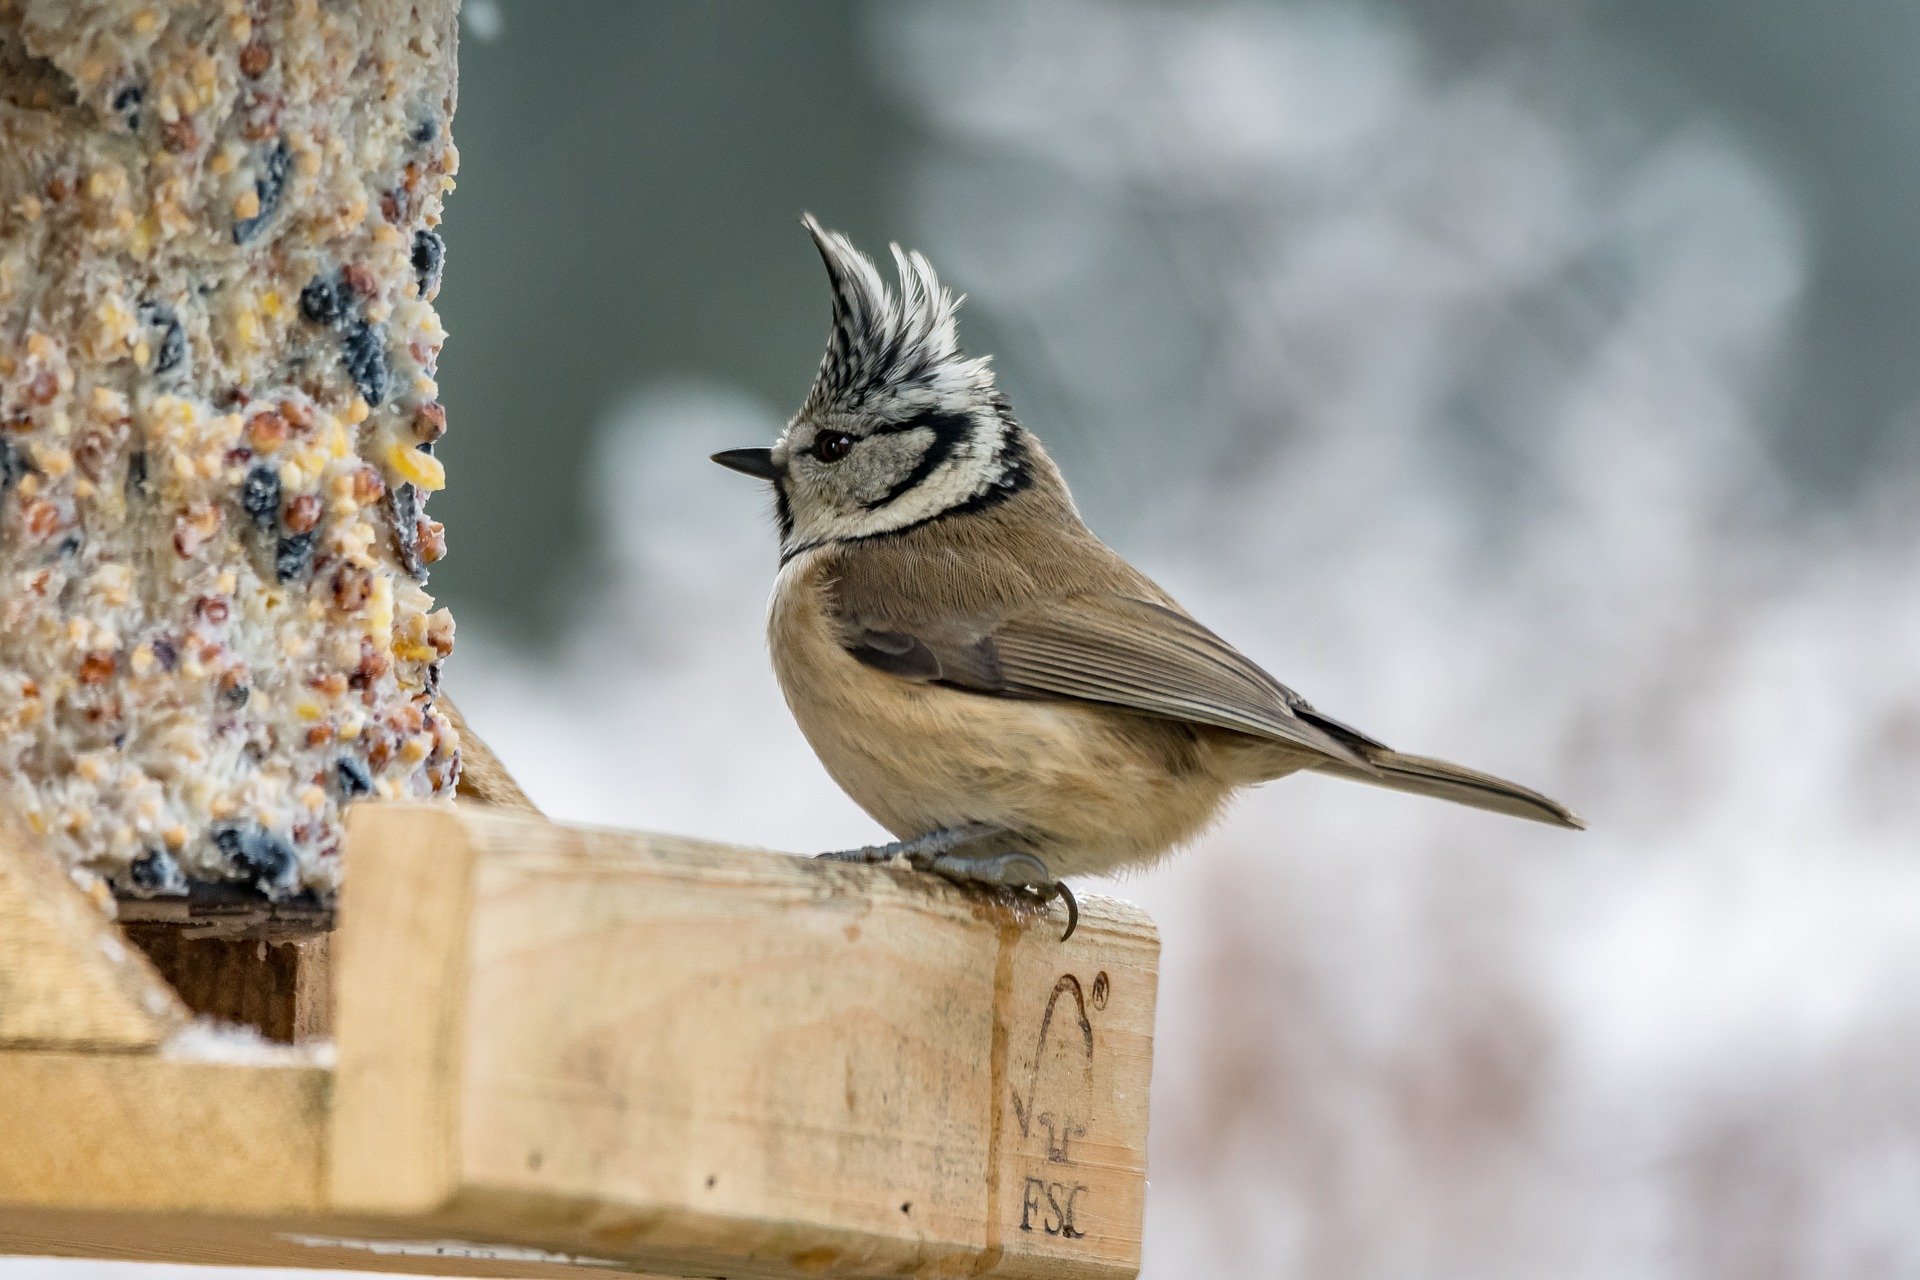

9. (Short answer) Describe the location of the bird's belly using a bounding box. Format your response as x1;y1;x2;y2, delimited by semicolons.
769;570;1236;877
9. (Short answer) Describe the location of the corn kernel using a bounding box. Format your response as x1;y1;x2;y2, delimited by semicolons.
131;212;157;260
366;575;393;645
384;439;445;491
33;445;72;477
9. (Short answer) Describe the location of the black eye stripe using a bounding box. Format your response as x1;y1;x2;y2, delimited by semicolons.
862;410;974;510
867;412;952;437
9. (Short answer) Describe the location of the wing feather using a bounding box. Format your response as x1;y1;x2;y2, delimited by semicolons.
844;591;1372;769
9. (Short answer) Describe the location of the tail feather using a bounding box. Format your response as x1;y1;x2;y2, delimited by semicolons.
1312;747;1586;830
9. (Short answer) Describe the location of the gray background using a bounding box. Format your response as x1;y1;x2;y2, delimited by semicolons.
432;0;1920;644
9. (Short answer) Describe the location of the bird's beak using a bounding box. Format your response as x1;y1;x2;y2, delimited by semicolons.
710;447;780;481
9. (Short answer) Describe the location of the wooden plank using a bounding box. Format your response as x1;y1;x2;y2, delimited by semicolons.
0;805;1157;1278
443;696;543;816
331;805;1159;1279
330;803;479;1214
113;884;336;939
121;929;335;1044
0;1052;328;1213
0;1045;673;1277
0;1205;679;1278
0;817;188;1051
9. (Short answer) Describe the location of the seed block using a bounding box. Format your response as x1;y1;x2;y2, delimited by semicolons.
0;0;464;898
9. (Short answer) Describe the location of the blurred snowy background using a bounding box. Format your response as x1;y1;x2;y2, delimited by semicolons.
13;1;1920;1277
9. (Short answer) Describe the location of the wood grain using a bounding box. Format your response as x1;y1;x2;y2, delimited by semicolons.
334;806;1159;1279
443;695;542;815
0;816;187;1051
0;1052;328;1212
330;803;478;1215
122;929;335;1043
0;803;1159;1279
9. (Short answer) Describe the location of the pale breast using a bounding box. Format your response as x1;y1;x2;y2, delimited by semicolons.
767;548;1243;876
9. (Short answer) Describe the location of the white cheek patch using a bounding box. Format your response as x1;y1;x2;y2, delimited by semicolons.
785;416;1008;551
848;428;936;508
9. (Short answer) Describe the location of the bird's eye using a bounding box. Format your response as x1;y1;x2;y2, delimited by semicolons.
812;430;855;463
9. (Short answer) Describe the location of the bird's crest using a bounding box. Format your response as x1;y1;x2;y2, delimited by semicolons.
800;213;996;418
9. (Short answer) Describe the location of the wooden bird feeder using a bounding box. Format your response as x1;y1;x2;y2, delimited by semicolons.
0;800;1160;1279
0;1;1157;1274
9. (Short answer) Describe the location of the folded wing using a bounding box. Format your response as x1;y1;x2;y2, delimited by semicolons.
846;592;1375;769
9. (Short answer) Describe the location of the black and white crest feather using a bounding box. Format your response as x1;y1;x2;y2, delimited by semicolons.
766;217;1045;560
800;213;997;418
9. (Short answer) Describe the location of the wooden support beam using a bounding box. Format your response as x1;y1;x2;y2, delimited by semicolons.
0;1052;329;1214
0;814;187;1052
120;929;334;1044
0;804;1160;1279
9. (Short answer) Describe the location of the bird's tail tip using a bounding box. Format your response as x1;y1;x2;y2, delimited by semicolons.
1316;747;1587;830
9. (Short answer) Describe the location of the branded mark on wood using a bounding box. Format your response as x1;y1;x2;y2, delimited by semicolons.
1011;970;1110;1239
1019;1175;1087;1239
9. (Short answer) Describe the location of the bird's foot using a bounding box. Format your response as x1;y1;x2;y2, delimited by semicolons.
814;822;999;865
816;826;1078;941
925;849;1079;942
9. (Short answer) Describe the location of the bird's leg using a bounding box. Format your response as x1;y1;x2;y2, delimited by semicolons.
817;825;1079;941
815;822;1000;866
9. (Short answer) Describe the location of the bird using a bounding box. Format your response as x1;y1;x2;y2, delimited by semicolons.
713;215;1583;940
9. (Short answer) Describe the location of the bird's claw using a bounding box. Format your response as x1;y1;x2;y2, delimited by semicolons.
816;830;1079;941
926;850;1079;942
